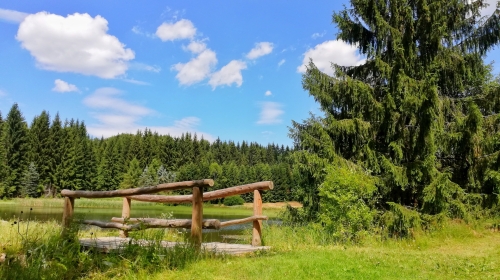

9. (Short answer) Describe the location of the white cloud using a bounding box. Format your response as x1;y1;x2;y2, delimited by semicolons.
311;31;327;39
297;40;365;76
209;60;247;89
52;79;79;92
0;8;29;23
173;49;217;85
130;62;161;73
121;78;150;85
278;59;285;67
84;87;214;140
183;40;207;54
156;19;196;41
131;25;154;38
0;89;7;97
265;90;272;96
83;87;153;116
246;42;274;60
257;102;284;125
17;12;135;79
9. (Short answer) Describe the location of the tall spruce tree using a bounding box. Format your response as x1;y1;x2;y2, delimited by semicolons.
2;103;29;197
0;111;6;196
47;113;63;196
291;1;500;216
20;162;40;198
28;111;51;188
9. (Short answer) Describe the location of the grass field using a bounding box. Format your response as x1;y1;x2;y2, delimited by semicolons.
1;214;499;279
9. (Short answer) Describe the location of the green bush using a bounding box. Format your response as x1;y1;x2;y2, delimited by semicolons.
318;164;377;242
223;195;245;206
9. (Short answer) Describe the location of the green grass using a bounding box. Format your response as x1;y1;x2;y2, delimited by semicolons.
1;208;499;279
94;221;499;280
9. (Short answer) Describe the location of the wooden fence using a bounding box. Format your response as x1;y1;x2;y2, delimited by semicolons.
60;179;274;248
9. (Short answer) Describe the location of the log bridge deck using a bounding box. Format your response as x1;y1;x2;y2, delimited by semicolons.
79;237;271;255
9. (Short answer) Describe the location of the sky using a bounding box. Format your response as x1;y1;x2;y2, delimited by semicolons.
0;1;498;146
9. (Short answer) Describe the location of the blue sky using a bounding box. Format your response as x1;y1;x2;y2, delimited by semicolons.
0;1;498;146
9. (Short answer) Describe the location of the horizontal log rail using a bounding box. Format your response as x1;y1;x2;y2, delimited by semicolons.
61;179;214;198
110;217;221;230
219;215;268;228
128;181;274;203
62;180;272;248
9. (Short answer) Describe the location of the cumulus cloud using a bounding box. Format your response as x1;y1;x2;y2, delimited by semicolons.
172;49;217;85
297;40;365;76
84;87;214;140
278;59;285;67
209;60;247;89
257;102;284;125
0;8;29;23
246;42;274;60
156;19;196;41
16;12;135;79
183;40;207;54
265;90;272;96
52;79;79;92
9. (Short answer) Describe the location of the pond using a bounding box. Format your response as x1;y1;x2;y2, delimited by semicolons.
0;202;280;243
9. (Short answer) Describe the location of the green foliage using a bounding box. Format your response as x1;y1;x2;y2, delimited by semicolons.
20;162;40;198
318;164;377;242
2;103;29;197
290;0;500;237
120;158;142;189
223;195;245;206
382;202;422;238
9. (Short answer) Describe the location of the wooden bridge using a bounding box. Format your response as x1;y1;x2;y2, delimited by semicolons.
60;180;273;255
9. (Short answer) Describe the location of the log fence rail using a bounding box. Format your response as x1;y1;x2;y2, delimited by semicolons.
61;180;273;248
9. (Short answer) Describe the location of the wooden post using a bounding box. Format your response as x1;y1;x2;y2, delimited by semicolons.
62;197;75;233
252;190;263;246
191;186;203;249
119;197;131;238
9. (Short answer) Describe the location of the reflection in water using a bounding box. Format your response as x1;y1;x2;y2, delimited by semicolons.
0;205;280;243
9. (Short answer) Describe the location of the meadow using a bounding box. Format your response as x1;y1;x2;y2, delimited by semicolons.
1;207;498;279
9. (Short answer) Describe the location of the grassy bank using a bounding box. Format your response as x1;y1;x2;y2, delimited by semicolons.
1;216;499;279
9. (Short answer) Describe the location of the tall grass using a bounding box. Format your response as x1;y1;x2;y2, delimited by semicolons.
0;209;217;280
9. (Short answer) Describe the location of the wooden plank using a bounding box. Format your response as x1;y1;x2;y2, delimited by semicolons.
219;215;268;228
61;179;214;198
78;237;271;255
62;197;74;232
111;217;221;229
119;197;131;238
252;190;263;246
128;181;274;203
191;186;203;249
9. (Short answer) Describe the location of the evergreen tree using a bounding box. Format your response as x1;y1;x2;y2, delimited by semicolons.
120;157;142;189
20;162;40;198
28;111;51;188
292;0;500;217
0;111;6;196
138;166;154;187
47;113;63;195
2;103;29;197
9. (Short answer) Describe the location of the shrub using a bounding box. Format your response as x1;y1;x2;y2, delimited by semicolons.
318;164;377;242
223;195;245;206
